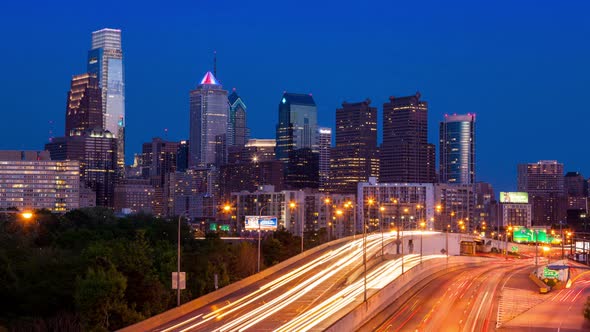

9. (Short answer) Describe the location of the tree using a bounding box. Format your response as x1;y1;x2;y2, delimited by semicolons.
74;264;142;331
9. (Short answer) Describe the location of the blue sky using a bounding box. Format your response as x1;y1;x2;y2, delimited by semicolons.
1;0;589;192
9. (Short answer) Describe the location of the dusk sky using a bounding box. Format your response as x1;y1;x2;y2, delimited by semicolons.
1;0;589;193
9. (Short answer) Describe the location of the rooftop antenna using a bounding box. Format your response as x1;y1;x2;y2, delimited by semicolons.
48;120;55;142
213;50;217;77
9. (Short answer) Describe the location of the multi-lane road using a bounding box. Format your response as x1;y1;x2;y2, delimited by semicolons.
146;232;445;332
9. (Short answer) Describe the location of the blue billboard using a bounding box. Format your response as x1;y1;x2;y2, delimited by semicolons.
245;216;278;230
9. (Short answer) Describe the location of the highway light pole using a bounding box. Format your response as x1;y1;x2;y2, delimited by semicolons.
257;204;269;273
380;206;385;257
365;198;374;302
177;213;182;306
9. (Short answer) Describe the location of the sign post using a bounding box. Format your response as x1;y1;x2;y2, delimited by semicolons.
172;272;186;290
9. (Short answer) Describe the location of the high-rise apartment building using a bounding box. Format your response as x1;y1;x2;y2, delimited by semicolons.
317;127;331;191
65;73;102;135
0;151;80;212
275;93;318;162
380;93;435;183
141;137;179;188
439;114;476;184
517;160;566;225
228;89;249;147
87;28;125;173
329;100;379;194
189;71;229;167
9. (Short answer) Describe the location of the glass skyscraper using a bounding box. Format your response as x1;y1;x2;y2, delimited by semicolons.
439;114;476;184
87;28;125;173
275;92;318;163
189;71;229;167
228;89;249;147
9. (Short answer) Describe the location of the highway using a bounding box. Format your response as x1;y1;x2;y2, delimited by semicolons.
146;231;446;332
500;263;590;331
369;257;533;332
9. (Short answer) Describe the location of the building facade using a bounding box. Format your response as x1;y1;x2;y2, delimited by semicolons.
114;178;155;214
228;89;249;147
329;99;379;194
45;128;117;207
317;127;331;191
0;152;80;212
65;73;103;135
87;28;125;173
439;114;476;184
275;92;318;161
380;93;435;183
517;160;566;226
189;72;229;167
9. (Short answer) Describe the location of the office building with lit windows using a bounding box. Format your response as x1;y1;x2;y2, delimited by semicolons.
65;73;102;135
380;93;435;183
517;160;566;225
329;99;379;194
189;72;229;167
439;114;476;184
317;127;331;191
87;28;125;173
0;151;80;212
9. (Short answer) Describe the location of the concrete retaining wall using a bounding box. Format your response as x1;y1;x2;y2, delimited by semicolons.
325;256;489;332
119;235;355;331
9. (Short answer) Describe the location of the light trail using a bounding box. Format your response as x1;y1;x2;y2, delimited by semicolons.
161;231;446;332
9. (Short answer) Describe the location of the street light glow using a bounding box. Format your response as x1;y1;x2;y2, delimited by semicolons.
21;211;33;219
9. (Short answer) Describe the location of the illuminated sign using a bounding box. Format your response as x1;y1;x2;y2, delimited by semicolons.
500;192;529;203
543;267;559;279
245;216;278;230
220;225;230;231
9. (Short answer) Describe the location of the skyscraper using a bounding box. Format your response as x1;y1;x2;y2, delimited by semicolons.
189;71;229;167
228;89;249;147
87;28;125;173
65;73;102;135
439;114;476;184
329;99;379;194
517;160;566;225
317;127;331;191
46;128;117;207
275;93;318;163
380;93;435;183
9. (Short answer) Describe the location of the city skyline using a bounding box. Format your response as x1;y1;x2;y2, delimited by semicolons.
1;1;590;193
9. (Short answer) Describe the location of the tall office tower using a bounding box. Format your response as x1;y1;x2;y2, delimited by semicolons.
65;73;102;135
329;100;379;194
228;89;249;147
381;93;435;183
517;160;566;225
87;28;125;173
141;137;179;187
46;128;117;207
189;71;229;167
275;92;318;162
439;114;476;184
317;127;331;191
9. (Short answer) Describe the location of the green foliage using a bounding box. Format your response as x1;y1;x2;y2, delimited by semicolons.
0;207;304;330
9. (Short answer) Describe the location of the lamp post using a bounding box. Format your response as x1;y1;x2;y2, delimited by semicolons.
380;206;385;257
324;197;331;242
364;198;374;302
505;225;512;259
177;213;183;306
420;221;426;264
393;199;400;254
290;202;302;253
257;204;269;273
401;207;408;274
335;209;343;241
534;229;539;276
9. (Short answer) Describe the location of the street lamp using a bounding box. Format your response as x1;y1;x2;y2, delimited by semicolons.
257;203;270;273
420;221;426;264
335;209;343;241
364;198;374;302
380;206;385;257
290;202;302;253
324;197;331;242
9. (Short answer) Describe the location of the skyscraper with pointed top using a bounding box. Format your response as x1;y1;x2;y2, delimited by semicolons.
87;28;125;174
189;71;229;167
228;89;249;147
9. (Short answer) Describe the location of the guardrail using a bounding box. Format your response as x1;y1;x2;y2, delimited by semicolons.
119;235;355;331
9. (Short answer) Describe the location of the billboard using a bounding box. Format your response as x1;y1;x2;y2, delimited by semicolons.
245;216;278;230
500;192;529;203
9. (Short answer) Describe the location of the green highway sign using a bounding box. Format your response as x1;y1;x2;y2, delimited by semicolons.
543;267;559;279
